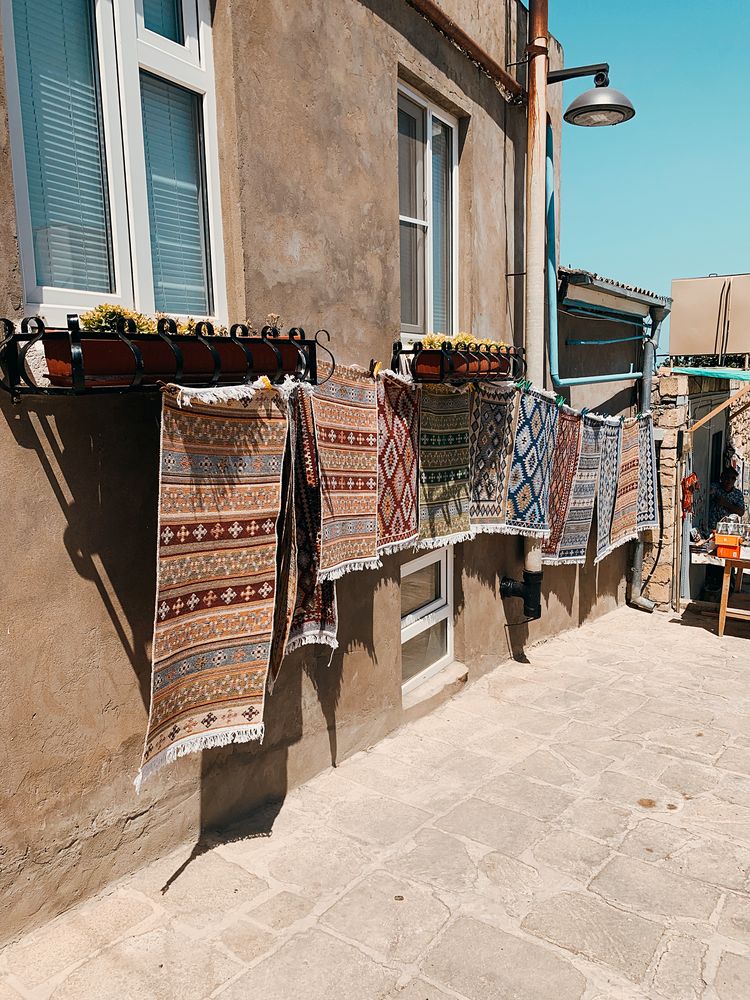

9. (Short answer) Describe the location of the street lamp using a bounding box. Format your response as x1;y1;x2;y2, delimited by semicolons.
548;63;636;127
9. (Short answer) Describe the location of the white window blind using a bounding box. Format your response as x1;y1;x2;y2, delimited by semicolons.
12;0;113;293
142;0;183;43
140;73;210;315
397;85;457;341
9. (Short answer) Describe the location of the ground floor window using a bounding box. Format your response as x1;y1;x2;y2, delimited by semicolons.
400;546;454;693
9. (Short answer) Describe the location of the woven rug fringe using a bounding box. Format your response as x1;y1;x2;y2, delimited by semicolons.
502;524;552;540
318;555;383;582
417;528;476;551
284;633;339;655
594;530;639;565
541;554;587;566
377;536;420;556
134;722;265;793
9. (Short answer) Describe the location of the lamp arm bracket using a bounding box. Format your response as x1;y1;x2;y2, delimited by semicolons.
548;62;609;86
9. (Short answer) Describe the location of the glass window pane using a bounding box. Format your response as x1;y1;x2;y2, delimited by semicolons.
140;73;211;314
398;96;424;220
432;118;453;335
399;221;424;331
402;619;447;683
401;561;442;619
143;0;184;43
12;0;114;292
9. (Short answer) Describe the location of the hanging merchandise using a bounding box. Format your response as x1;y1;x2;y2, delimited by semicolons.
284;386;338;655
544;414;604;565
468;382;517;533
608;418;641;554
541;407;583;561
595;418;624;564
636;413;659;533
418;385;475;548
504;387;559;538
312;363;381;581
681;472;699;521
135;381;292;790
376;372;422;554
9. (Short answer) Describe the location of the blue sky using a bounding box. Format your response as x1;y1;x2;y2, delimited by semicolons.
549;1;748;306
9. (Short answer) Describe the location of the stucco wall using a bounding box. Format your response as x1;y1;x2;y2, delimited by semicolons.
0;0;629;945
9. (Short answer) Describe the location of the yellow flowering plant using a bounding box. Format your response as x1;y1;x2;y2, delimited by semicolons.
420;331;508;351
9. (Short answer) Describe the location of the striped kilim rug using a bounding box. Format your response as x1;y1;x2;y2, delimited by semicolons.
608;417;640;553
504;388;559;538
595;418;624;564
545;414;603;565
136;383;290;789
418;386;474;547
468;382;517;533
376;372;421;554
285;386;338;655
312;364;380;581
636;413;659;532
542;407;583;561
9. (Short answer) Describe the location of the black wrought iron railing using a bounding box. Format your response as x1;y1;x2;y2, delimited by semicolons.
0;314;335;400
391;340;526;384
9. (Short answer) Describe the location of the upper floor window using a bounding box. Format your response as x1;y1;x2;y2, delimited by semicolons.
2;0;226;324
397;85;457;340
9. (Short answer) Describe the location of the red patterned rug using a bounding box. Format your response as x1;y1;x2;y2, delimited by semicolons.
608;417;640;554
312;364;381;581
136;383;290;789
542;407;582;561
376;372;421;554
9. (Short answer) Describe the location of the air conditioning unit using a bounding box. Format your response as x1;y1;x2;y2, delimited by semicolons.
670;273;750;356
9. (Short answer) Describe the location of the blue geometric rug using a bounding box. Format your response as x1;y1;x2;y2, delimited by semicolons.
595;418;623;564
636;413;659;533
504;388;559;538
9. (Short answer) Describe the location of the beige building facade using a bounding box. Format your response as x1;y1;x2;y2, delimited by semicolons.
0;0;638;944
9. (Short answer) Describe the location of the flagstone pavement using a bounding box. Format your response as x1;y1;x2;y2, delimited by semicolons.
5;606;750;999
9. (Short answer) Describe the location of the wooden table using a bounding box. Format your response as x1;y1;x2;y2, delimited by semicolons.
718;558;750;636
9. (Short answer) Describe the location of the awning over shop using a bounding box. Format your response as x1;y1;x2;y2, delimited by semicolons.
670;367;750;381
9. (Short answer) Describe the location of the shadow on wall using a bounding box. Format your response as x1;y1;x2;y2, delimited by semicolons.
0;392;384;888
0;393;161;707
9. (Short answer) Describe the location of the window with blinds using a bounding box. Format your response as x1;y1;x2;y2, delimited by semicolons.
12;0;114;293
143;0;184;43
397;87;456;341
140;73;211;315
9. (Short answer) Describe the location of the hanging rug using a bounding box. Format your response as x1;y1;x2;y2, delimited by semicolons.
284;385;338;655
504;387;559;538
376;371;421;554
136;382;291;789
312;364;381;581
418;385;474;548
595;417;624;564
468;382;517;533
636;413;659;533
544;413;603;565
608;417;641;555
542;406;583;561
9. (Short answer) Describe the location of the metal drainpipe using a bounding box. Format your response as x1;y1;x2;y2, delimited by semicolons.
627;306;664;612
499;0;548;621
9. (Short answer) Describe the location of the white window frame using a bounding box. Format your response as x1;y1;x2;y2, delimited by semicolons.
1;0;226;326
397;81;459;344
400;545;455;695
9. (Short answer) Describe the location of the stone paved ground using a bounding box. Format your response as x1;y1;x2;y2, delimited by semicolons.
4;606;750;999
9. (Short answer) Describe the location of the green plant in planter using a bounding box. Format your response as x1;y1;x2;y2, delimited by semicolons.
80;304;157;334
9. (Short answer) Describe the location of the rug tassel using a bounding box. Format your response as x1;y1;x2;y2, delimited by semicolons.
134;723;265;793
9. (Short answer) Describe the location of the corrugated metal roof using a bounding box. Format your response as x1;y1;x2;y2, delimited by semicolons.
560;266;672;306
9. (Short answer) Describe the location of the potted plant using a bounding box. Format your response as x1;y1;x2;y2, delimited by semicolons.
41;306;306;387
411;332;512;382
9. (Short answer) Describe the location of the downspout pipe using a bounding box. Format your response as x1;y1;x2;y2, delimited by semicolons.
627;306;665;613
545;122;645;387
500;0;548;623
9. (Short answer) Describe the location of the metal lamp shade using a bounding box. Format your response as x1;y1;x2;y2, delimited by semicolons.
563;86;636;127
